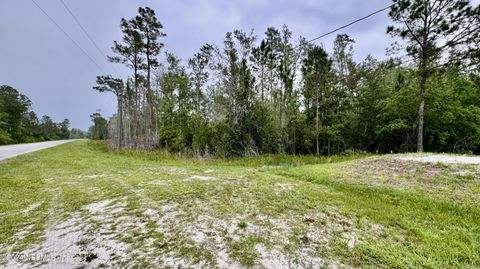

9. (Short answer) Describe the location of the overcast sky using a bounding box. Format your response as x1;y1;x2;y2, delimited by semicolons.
0;0;407;130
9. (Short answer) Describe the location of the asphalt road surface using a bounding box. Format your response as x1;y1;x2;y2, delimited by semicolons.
0;140;79;161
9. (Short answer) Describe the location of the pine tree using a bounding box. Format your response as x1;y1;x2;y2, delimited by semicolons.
302;46;333;155
132;7;166;147
93;76;125;149
388;0;480;152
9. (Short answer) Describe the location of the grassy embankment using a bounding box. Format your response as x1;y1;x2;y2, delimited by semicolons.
0;140;479;268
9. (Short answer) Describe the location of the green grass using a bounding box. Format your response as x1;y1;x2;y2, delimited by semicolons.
0;140;479;268
278;163;480;268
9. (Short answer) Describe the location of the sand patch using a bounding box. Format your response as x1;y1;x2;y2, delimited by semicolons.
184;175;216;181
396;154;480;165
143;167;188;174
5;198;133;269
274;182;296;192
22;202;44;214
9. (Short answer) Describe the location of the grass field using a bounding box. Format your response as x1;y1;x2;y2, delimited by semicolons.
0;141;479;268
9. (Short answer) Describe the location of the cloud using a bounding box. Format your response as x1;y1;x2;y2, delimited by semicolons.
0;0;401;130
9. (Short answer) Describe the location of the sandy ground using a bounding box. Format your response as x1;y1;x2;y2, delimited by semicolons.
396;154;480;165
2;173;361;269
2;152;478;268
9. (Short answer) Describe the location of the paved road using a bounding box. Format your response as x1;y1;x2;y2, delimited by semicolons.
0;140;80;161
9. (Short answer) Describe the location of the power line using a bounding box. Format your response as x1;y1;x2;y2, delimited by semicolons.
299;3;395;47
59;0;121;77
30;0;107;74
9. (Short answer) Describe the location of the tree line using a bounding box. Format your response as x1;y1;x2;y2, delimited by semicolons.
94;0;480;156
0;85;85;145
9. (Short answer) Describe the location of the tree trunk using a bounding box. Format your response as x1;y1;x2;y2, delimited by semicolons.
328;139;331;156
417;74;426;152
417;9;428;153
316;88;319;155
315;72;321;156
417;3;430;153
145;32;154;150
118;96;123;149
133;63;139;149
146;50;152;149
196;79;201;115
261;66;264;101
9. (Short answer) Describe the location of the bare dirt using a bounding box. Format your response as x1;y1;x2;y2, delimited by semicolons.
395;154;480;165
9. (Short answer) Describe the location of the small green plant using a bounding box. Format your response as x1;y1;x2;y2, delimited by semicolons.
238;221;248;229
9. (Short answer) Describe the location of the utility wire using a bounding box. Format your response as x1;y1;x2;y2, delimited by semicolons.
298;3;395;48
59;0;121;77
33;0;394;73
30;0;107;74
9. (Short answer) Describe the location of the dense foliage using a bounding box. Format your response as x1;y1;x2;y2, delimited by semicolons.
0;85;75;145
95;2;479;156
388;0;480;152
89;112;108;140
